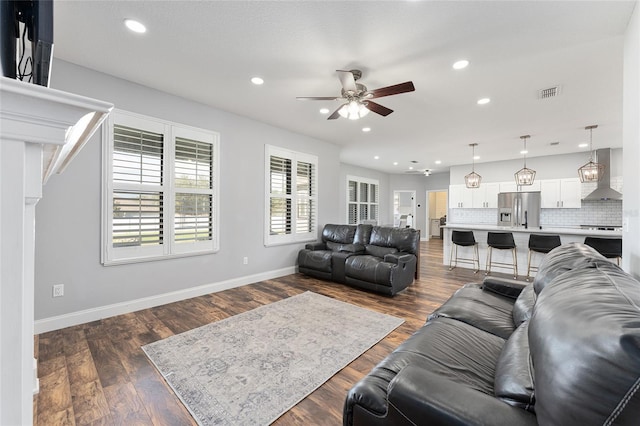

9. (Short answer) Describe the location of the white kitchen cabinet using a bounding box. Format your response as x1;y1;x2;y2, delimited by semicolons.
472;182;501;208
449;184;473;208
540;178;581;208
500;180;541;193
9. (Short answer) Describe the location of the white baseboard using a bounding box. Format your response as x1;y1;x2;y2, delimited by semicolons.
34;266;296;334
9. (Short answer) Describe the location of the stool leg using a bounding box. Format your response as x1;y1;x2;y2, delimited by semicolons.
448;243;454;270
512;247;518;279
473;244;479;273
485;246;492;275
449;244;457;270
526;249;532;281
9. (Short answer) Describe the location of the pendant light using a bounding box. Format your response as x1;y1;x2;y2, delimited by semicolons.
578;125;604;182
465;143;482;188
514;135;536;186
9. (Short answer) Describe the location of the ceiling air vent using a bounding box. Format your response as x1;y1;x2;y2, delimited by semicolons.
538;85;561;99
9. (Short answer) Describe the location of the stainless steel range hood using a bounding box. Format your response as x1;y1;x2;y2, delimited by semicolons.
583;149;622;201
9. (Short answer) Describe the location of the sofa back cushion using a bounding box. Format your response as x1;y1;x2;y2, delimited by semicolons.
529;261;640;425
369;226;420;254
532;242;605;295
354;224;373;245
321;224;357;246
512;284;536;326
494;321;535;412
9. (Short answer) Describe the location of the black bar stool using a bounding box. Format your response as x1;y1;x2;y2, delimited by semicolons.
527;234;561;281
449;230;479;273
584;237;622;265
486;232;517;279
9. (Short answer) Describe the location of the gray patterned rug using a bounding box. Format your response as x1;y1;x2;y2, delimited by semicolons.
142;291;404;425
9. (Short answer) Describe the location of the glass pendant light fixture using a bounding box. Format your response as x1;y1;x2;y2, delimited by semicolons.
578;125;604;182
338;100;370;120
515;135;536;186
465;143;482;188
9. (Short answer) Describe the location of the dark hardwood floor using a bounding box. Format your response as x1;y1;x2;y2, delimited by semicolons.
34;239;483;425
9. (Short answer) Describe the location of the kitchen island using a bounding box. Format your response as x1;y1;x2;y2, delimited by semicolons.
442;224;622;277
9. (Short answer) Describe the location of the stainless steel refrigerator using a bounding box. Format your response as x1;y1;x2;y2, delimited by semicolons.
497;192;541;228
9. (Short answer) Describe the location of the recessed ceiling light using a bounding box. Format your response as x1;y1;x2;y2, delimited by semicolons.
520;150;528;155
124;19;146;34
251;77;264;85
578;143;589;148
477;98;491;105
473;155;480;160
409;166;414;170
362;127;371;132
435;160;442;165
319;108;330;114
393;162;398;166
453;60;469;70
374;155;379;160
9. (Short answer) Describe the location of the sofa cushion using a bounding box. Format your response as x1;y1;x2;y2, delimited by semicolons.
529;261;640;425
322;224;357;244
345;317;505;418
494;321;535;412
326;241;363;253
512;284;536;326
532;242;604;295
428;284;516;339
344;255;393;286
369;226;420;254
364;244;398;258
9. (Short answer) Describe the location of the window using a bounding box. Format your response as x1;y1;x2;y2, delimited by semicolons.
102;110;219;264
347;176;379;224
265;145;317;246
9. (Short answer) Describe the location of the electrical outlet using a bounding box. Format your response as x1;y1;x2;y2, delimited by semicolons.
243;257;249;265
52;284;64;298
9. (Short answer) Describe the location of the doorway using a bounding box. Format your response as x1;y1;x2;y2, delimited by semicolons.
426;190;448;241
393;190;416;228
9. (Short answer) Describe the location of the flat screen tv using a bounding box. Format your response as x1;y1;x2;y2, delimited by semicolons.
1;0;53;87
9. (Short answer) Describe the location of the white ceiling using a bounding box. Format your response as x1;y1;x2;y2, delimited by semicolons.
52;0;636;175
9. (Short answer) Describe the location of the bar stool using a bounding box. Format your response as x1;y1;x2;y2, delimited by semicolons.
486;232;518;279
584;237;622;265
527;234;561;281
449;230;480;273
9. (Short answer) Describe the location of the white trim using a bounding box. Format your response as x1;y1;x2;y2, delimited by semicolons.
346;175;380;224
34;266;296;334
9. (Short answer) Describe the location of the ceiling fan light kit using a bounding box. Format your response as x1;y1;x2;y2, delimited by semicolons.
465;143;482;189
578;125;604;183
297;69;415;120
515;134;536;186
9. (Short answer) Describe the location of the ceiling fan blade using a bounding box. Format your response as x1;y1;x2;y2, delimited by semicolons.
364;101;393;117
327;105;344;120
296;96;339;101
336;70;358;93
368;81;415;99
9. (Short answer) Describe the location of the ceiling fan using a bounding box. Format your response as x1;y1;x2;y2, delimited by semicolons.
297;69;415;120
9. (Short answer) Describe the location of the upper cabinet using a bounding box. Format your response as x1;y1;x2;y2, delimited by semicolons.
540;178;581;208
449;184;473;208
472;182;500;208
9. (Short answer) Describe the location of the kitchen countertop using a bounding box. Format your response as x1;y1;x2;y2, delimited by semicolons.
442;223;622;237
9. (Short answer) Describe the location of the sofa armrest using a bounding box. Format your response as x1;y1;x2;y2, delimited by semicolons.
482;277;528;299
387;366;537;426
383;253;414;265
305;242;327;250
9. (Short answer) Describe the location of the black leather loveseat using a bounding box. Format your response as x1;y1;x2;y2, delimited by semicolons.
344;243;640;425
298;224;420;295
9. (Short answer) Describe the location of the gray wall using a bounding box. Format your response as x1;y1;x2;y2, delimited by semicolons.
35;60;342;320
623;2;640;277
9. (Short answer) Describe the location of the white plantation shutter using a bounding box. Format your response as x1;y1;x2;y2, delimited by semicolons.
103;110;219;264
346;176;379;224
265;146;317;246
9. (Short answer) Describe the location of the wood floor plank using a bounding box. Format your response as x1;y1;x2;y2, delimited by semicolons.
35;239;492;425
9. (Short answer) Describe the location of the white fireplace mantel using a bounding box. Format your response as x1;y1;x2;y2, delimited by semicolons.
0;77;113;425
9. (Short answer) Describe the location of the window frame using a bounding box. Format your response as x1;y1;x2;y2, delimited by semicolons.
264;145;318;247
102;110;220;265
346;175;379;225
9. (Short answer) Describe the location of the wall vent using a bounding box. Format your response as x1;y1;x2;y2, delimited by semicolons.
538;85;561;99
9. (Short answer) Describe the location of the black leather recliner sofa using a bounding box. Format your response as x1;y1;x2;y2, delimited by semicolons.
298;224;420;295
344;243;640;425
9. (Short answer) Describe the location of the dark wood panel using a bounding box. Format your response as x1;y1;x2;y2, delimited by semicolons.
35;239;485;425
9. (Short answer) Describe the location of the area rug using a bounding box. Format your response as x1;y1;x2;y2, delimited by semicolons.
142;291;404;425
